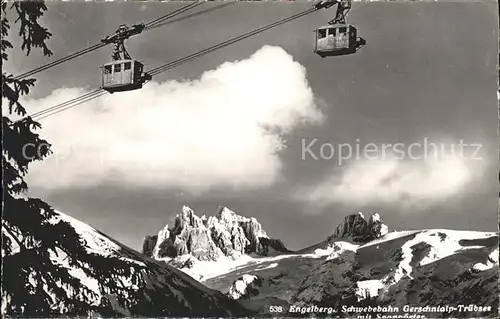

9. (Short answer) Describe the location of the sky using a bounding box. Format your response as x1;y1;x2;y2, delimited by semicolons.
4;0;499;251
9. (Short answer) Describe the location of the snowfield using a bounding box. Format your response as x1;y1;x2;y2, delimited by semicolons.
174;240;360;281
357;229;499;299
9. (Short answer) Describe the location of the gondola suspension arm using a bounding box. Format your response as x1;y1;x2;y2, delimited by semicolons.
314;0;352;25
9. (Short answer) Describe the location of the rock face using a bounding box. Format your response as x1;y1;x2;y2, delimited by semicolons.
142;235;157;256
258;237;290;256
142;206;288;261
328;212;388;243
227;274;262;300
367;213;389;239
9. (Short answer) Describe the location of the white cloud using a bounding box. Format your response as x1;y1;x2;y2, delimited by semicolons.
299;151;486;210
24;46;323;194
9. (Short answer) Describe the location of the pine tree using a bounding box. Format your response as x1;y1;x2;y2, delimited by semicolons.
1;1;98;315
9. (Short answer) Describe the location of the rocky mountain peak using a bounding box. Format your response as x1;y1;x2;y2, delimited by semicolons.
217;205;236;221
175;205;204;229
142;205;287;262
328;212;389;243
369;212;381;223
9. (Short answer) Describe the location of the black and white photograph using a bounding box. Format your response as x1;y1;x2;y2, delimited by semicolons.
2;0;499;317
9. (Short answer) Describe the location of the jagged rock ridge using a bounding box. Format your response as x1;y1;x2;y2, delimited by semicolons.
297;212;389;255
327;212;389;243
142;205;289;262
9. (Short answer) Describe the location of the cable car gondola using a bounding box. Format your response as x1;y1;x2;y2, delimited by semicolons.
101;59;152;93
313;0;361;57
100;24;152;93
314;24;357;57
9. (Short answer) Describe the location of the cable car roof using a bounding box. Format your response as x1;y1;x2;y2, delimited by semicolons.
101;59;145;67
316;23;354;30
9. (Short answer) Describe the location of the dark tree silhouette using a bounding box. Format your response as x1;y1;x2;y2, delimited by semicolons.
1;1;101;315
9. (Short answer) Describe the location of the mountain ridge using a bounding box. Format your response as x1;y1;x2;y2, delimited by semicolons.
141;205;291;266
3;203;496;318
142;205;394;294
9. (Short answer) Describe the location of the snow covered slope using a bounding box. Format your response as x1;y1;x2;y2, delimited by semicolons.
202;228;497;318
2;210;250;317
203;240;360;301
292;229;498;318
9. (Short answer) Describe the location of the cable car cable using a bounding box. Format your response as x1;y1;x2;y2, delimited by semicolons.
30;6;319;121
29;89;104;119
145;1;237;32
148;7;317;76
13;43;107;80
143;0;203;30
34;90;108;121
13;0;204;81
